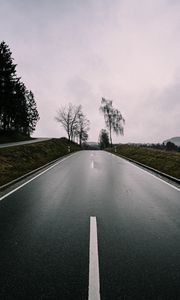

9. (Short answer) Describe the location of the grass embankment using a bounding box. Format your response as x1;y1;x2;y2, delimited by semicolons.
108;144;180;179
0;138;81;186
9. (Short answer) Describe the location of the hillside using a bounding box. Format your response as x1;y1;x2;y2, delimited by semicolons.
163;137;180;146
108;144;180;179
0;138;81;186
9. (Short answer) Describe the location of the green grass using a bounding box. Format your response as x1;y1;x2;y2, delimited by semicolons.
108;144;180;179
0;138;81;186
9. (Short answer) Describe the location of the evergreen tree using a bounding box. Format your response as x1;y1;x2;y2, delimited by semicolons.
99;129;109;149
0;41;39;136
0;41;17;132
13;81;29;134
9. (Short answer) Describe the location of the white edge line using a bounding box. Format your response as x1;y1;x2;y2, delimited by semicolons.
0;153;76;201
111;153;180;192
88;216;101;300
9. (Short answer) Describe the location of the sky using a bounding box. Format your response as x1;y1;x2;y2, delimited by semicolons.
0;0;180;143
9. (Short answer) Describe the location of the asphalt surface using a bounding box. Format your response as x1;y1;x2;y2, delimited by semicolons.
0;138;51;148
0;151;180;300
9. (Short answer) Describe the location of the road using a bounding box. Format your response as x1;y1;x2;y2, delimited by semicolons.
0;151;180;299
0;138;51;148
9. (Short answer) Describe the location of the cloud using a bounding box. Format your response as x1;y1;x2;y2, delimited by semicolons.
0;0;180;142
126;76;180;143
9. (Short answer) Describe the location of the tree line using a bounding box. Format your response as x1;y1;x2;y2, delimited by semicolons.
140;142;180;152
0;41;39;136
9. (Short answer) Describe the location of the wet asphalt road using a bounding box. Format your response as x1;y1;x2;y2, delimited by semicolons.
0;150;180;300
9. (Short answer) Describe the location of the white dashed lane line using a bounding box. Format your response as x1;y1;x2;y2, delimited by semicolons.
88;216;101;300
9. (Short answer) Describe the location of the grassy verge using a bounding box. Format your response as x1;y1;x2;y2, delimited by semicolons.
108;144;180;179
0;138;81;186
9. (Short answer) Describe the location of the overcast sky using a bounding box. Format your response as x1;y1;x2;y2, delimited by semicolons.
0;0;180;143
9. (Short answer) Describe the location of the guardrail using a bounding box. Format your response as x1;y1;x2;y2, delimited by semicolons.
109;151;180;185
0;153;71;192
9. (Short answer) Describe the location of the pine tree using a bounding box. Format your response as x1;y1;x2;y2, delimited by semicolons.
99;129;109;149
13;81;29;134
0;41;17;132
0;41;40;136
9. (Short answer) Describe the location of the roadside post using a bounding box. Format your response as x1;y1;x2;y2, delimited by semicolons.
68;146;71;153
114;146;117;153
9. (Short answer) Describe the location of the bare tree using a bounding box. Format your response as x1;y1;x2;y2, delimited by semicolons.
55;103;81;141
100;97;125;146
74;111;90;146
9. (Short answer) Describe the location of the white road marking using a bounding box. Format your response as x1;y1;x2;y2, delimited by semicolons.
125;160;180;192
88;216;101;300
91;160;94;169
0;153;76;202
113;154;180;192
